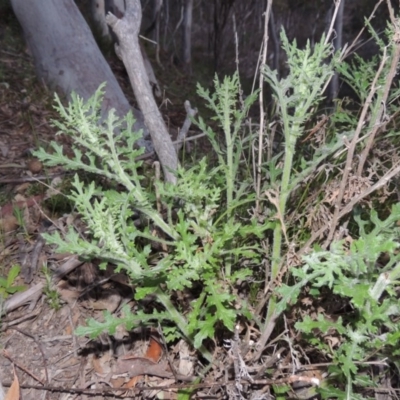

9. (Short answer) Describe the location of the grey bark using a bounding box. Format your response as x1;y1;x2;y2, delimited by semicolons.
150;0;163;43
11;0;151;150
269;10;280;75
106;0;178;184
182;0;193;72
91;0;161;96
92;0;126;39
92;0;109;37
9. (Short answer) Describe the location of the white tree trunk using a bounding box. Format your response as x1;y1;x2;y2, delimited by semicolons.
92;0;109;37
182;0;193;72
11;0;151;150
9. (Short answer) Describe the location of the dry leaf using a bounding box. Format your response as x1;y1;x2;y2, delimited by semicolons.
110;376;126;388
301;297;313;306
178;340;193;376
5;366;20;400
146;337;163;362
27;158;42;173
148;378;177;400
92;352;112;375
123;375;141;389
114;357;172;379
15;182;30;193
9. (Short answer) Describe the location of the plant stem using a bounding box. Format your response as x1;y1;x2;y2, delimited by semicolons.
154;287;213;363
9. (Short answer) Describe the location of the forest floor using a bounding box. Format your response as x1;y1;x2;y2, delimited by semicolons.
0;7;228;400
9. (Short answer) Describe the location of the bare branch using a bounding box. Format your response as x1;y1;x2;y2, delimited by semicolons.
106;0;178;184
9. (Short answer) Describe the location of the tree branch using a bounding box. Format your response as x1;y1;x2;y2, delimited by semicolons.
106;0;178;184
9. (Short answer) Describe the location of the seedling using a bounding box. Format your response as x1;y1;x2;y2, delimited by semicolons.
42;264;61;311
0;265;25;299
12;205;27;236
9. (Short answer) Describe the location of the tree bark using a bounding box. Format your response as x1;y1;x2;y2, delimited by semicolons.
11;0;151;150
91;0;161;97
92;0;109;37
92;0;126;40
182;0;193;73
107;0;178;184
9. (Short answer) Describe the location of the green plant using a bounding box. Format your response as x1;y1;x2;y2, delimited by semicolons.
42;264;61;310
0;265;25;299
33;79;265;360
247;13;400;397
254;12;400;353
31;9;400;396
12;206;26;235
277;205;400;399
256;29;339;348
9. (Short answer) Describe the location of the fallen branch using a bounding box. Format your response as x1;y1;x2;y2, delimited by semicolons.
2;282;44;315
174;100;198;153
106;0;178;184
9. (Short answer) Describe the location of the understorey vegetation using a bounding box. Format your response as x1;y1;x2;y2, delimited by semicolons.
34;3;400;399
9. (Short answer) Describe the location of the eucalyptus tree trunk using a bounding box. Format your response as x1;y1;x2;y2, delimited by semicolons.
182;0;193;73
213;0;235;71
150;0;163;43
11;0;150;150
92;0;126;39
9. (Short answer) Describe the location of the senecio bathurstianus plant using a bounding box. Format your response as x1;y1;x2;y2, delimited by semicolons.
34;77;264;363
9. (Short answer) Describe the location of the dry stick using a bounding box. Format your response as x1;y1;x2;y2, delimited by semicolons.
316;0;348;105
255;0;273;214
300;161;400;257
24;236;45;284
2;349;45;385
324;0;342;45
106;0;178;185
8;328;49;384
0;375;320;396
342;0;385;59
3;381;397;395
357;3;400;176
2;282;44;315
67;309;79;359
1;310;41;331
174;100;197;153
324;50;388;248
52;255;84;284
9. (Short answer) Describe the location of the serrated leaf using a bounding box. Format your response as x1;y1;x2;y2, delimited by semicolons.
193;316;216;349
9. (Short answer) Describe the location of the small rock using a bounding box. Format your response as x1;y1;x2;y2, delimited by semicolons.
27;158;43;173
0;215;18;233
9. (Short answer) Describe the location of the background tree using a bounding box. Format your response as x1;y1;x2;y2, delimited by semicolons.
11;0;178;182
182;0;194;73
10;0;149;147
